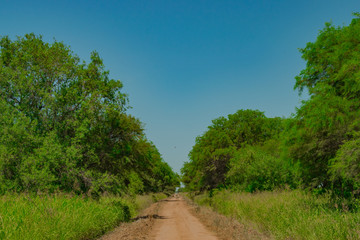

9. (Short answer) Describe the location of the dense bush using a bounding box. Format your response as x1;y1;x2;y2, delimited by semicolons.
226;141;300;192
181;109;286;191
282;14;360;192
0;34;179;195
182;14;360;199
329;135;360;197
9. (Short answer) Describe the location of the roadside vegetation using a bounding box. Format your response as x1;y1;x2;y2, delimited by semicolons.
0;33;179;196
0;34;178;239
181;13;360;239
191;190;360;240
0;193;166;240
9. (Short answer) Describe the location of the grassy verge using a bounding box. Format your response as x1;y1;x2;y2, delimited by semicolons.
0;193;167;240
192;190;360;240
181;193;269;240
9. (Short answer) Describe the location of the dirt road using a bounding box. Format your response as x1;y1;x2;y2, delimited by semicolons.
149;195;218;240
100;195;267;240
99;195;218;240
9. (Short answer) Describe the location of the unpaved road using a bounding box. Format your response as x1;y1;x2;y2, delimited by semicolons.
100;195;218;240
100;195;267;240
149;196;218;240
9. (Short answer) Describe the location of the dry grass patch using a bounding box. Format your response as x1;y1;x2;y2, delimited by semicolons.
192;190;360;240
182;194;269;240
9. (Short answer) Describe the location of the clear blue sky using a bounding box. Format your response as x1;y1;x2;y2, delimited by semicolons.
1;0;359;173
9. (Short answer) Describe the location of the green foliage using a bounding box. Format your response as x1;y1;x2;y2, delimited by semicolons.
329;135;360;197
282;92;357;188
183;14;360;197
0;33;179;195
295;14;360;99
226;142;300;192
181;109;286;191
283;13;360;190
127;171;144;195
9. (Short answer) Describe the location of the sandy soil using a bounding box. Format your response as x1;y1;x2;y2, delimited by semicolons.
99;195;268;240
149;195;218;240
99;195;218;240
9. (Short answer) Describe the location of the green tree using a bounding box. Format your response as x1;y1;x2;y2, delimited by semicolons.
0;33;178;195
182;109;284;191
284;13;360;190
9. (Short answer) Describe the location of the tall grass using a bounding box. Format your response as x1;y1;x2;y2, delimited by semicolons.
0;193;166;240
193;190;360;240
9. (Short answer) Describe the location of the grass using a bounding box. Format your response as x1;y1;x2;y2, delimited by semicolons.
192;190;360;240
0;192;167;240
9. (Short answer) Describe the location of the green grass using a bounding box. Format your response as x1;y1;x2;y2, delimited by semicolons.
0;193;166;240
193;190;360;240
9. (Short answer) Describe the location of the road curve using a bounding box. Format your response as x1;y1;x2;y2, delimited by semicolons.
149;195;218;240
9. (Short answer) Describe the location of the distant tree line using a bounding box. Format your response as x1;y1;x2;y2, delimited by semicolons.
0;33;179;197
181;14;360;200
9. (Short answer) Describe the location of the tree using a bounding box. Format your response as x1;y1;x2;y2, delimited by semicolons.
182;109;284;191
284;13;360;189
0;33;179;195
295;13;360;99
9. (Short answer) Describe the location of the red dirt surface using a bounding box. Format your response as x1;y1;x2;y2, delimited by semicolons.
99;195;267;240
149;195;218;240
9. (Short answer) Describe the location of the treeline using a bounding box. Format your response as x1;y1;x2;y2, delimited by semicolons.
0;34;179;196
182;14;360;199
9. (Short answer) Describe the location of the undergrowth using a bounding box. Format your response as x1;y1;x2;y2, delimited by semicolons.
193;190;360;240
0;193;166;240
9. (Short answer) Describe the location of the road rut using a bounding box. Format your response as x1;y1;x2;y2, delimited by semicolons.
149;196;218;240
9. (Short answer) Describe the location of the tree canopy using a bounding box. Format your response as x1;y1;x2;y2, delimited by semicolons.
182;13;360;199
181;109;287;191
286;13;360;190
0;33;179;196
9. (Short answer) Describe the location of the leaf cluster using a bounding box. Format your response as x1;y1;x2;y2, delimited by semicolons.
181;109;288;191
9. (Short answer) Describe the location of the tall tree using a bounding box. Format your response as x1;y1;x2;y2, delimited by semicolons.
284;13;360;189
0;34;179;195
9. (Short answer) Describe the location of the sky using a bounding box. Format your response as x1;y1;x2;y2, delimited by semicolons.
1;0;359;173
